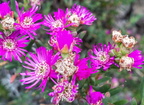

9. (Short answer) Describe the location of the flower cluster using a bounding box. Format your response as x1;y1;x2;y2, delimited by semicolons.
49;78;79;104
111;30;143;71
0;2;43;62
43;4;96;34
17;3;99;104
0;2;42;38
89;30;143;72
0;1;143;105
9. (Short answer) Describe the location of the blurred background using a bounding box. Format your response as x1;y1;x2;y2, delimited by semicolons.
0;0;144;105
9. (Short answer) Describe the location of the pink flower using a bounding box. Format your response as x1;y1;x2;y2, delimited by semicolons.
49;30;81;54
128;50;144;69
0;31;29;62
43;9;69;34
15;2;43;39
67;4;96;27
119;50;143;71
0;2;12;18
49;78;78;104
89;43;115;71
86;86;105;105
20;47;60;92
74;54;97;80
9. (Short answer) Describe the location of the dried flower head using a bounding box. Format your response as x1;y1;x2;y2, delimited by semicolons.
122;35;137;48
119;56;134;71
1;16;15;30
112;30;123;43
55;52;77;77
49;79;78;104
30;0;43;6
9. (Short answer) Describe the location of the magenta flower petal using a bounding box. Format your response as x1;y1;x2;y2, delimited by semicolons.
68;4;96;27
43;9;69;34
49;30;81;54
128;50;144;69
20;47;60;92
56;30;73;50
0;2;12;18
86;86;105;105
0;31;29;62
15;4;42;39
74;54;97;80
89;42;114;71
49;78;78;104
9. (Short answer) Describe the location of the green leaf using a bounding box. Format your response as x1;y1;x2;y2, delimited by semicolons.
16;66;23;73
0;85;8;98
140;77;144;105
96;77;111;85
5;61;19;70
93;84;111;93
131;98;137;105
35;40;44;48
113;100;128;105
25;39;35;52
78;79;86;89
79;31;87;39
109;87;122;96
10;0;16;12
103;97;113;105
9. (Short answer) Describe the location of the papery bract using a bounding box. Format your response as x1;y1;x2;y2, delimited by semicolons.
122;35;136;48
112;30;123;43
